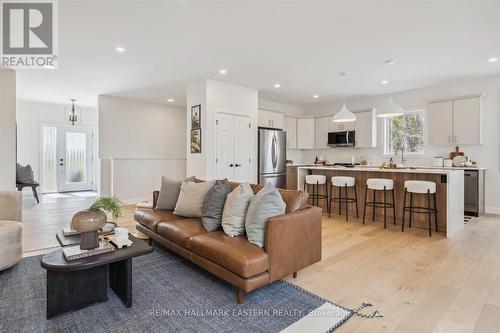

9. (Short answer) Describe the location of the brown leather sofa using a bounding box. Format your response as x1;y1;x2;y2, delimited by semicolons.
135;182;322;303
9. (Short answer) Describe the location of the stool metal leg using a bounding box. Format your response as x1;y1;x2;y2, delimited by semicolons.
362;186;368;224
354;185;359;218
315;182;319;207
402;188;407;232
409;192;413;228
383;186;387;229
427;189;432;237
338;186;342;215
329;185;332;219
372;189;376;221
344;184;349;222
392;189;396;225
433;193;438;232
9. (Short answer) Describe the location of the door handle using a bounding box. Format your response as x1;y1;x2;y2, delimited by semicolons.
235;164;241;167
229;164;234;167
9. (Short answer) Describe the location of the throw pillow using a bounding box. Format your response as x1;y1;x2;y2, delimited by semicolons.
201;179;231;232
16;163;35;183
156;176;195;210
174;180;216;217
221;183;254;237
245;183;286;247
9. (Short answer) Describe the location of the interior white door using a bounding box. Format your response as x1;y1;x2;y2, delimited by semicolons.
216;113;235;181
233;115;251;182
57;127;93;192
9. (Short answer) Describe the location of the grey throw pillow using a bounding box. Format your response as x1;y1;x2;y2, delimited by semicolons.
16;163;34;183
201;179;231;232
245;183;286;248
221;183;254;237
174;180;216;217
156;176;195;210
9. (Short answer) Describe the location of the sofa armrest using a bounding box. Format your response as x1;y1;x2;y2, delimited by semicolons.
153;191;159;209
264;206;322;282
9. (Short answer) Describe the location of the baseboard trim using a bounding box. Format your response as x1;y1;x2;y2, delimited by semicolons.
485;207;500;215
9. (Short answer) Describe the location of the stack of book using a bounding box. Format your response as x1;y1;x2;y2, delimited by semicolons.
63;243;115;261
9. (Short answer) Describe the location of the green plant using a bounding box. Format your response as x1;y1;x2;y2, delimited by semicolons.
89;196;123;221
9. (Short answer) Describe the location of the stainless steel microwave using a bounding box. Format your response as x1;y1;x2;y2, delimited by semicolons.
328;131;355;147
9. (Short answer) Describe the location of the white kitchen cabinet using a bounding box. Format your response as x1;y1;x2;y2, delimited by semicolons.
258;109;284;129
428;95;482;146
355;109;377;148
315;116;330;149
330;120;355;132
297;118;315;149
284;116;297;149
453;96;482;145
428;100;454;146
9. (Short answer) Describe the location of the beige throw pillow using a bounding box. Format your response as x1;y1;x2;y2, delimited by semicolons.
221;183;254;237
174;180;216;217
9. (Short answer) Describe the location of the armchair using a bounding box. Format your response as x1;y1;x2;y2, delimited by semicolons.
0;191;22;271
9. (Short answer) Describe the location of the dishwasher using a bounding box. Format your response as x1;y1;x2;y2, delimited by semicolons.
464;169;485;216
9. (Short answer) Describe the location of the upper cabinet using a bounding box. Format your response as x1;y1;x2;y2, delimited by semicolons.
315;116;331;149
330;121;355;132
428;95;483;146
297;118;315;149
355;109;377;148
284;116;297;149
258;109;284;129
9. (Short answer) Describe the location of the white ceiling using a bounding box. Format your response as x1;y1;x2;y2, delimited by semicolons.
15;0;500;108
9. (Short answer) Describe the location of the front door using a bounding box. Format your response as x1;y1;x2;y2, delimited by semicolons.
57;127;93;192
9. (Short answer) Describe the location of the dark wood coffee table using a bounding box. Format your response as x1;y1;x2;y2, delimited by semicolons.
40;235;153;318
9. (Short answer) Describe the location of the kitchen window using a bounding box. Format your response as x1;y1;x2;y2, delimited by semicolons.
384;109;425;155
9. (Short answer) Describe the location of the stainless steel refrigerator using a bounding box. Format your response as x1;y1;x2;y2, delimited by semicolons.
258;128;286;189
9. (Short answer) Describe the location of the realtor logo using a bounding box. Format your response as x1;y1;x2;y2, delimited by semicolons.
1;0;58;68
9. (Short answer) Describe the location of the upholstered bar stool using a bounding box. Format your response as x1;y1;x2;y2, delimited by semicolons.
402;180;438;237
329;176;358;221
363;178;396;228
304;175;328;208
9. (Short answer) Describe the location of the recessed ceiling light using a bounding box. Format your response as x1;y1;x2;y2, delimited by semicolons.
274;83;281;88
115;46;126;54
313;94;319;99
381;80;389;85
167;98;175;102
488;57;498;63
219;69;227;74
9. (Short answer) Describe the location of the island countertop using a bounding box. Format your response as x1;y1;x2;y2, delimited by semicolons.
296;166;465;238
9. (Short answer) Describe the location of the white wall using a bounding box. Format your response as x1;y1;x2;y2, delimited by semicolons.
300;74;500;213
0;68;16;191
16;100;99;192
186;79;258;183
99;96;186;203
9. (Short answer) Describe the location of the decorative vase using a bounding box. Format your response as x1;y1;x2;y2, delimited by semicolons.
71;209;107;250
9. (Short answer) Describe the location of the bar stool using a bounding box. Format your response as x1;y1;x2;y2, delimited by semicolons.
304;175;328;208
363;178;396;228
402;180;438;237
329;176;358;221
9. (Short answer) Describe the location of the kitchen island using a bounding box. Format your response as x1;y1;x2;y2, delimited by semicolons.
296;166;464;237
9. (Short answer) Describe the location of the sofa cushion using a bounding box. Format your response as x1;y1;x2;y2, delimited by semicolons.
189;231;269;278
221;183;254;237
245;183;286;248
157;218;207;248
135;209;182;232
156;176;195;210
174;180;216;218
201;179;231;232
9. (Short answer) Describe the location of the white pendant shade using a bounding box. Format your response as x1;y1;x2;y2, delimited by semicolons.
376;96;404;118
332;103;356;123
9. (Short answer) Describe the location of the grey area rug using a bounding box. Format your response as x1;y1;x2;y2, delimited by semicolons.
0;247;360;333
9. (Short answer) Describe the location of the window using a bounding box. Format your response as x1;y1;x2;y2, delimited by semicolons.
384;110;425;155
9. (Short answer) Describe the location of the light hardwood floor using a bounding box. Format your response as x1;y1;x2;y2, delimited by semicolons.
22;198;500;332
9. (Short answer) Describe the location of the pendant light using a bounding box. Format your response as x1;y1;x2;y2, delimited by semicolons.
376;60;404;118
332;72;356;123
66;99;81;126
